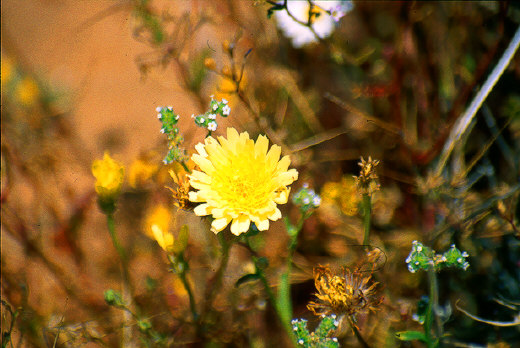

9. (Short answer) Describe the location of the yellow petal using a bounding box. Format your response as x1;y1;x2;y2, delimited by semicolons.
195;143;208;157
230;215;251;236
268;208;282;221
211;217;231;233
266;145;282;169
255;219;269;231
194;203;211;216
255;135;269;158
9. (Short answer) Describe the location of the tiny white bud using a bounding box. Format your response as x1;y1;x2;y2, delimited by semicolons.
222;98;228;104
157;113;162;119
298;339;304;345
155;106;162;112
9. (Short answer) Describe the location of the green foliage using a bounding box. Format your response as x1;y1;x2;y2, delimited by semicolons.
406;241;470;273
291;316;340;348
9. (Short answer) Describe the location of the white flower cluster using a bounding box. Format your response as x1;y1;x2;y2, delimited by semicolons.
275;1;353;48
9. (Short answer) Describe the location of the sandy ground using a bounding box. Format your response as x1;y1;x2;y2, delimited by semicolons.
1;0;219;162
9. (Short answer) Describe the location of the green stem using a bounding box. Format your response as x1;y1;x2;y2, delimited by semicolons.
362;194;372;248
106;213;127;262
426;269;442;347
179;268;198;322
245;236;295;343
168;254;198;322
105;213;133;346
201;233;231;317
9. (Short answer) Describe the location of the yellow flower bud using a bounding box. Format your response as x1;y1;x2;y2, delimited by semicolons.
204;57;216;70
144;204;174;251
92;152;125;200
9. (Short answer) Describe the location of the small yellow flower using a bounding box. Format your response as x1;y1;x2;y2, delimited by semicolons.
92;152;125;200
189;128;298;235
144;204;174;251
15;77;40;107
128;158;159;188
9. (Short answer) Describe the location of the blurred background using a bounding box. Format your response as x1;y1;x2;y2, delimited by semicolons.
2;1;520;347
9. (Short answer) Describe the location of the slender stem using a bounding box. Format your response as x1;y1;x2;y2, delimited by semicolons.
362;194;372;248
179;269;198;322
428;269;442;345
105;213;133;347
168;254;198;322
201;233;231;316
435;25;520;176
423;269;441;348
245;236;295;343
106;213;127;262
347;315;370;348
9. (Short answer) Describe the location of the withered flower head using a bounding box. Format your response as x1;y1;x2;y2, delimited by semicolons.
168;169;194;211
307;265;382;318
354;156;380;195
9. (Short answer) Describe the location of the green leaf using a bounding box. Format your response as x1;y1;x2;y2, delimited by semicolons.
173;225;189;254
395;330;427;342
235;273;261;288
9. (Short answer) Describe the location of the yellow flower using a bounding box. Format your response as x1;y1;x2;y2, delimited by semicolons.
188;128;298;235
128;158;159;188
15;77;40;107
92;152;125;199
144;204;174;251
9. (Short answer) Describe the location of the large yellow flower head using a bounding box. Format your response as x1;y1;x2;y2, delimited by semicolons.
92;151;125;200
189;128;298;236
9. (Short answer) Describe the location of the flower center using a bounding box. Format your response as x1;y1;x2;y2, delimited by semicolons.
211;152;274;213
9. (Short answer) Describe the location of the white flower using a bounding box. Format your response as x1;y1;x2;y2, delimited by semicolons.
207;121;217;131
222;105;231;116
208;113;217;120
274;1;351;48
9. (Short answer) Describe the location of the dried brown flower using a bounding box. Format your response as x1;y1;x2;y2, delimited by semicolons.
354;156;380;195
168;169;194;211
307;265;382;318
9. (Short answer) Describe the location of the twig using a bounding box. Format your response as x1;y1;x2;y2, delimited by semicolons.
435;25;520;177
